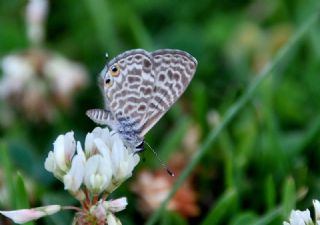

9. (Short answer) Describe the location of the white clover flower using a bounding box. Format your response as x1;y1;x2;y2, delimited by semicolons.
110;135;140;182
84;127;113;157
40;127;139;224
284;199;320;225
2;128;138;224
46;127;140;194
84;154;112;194
284;210;312;225
45;131;76;178
63;142;86;192
83;127;140;192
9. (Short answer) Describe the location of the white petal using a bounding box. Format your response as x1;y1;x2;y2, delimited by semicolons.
116;151;140;181
76;141;86;162
52;132;76;172
133;154;140;166
314;200;320;221
53;135;67;171
106;213;118;225
84;155;112;194
300;209;312;224
44;151;55;173
111;139;123;173
84;155;100;187
64;131;76;161
92;127;103;138
117;161;130;179
101;127;112;146
84;132;95;155
95;138;111;159
289;210;312;225
63;154;85;192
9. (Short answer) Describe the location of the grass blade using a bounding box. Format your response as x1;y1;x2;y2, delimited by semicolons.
0;141;16;208
200;189;237;225
249;206;283;225
281;177;296;218
15;173;35;225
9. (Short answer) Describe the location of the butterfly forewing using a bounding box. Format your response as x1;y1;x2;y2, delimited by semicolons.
140;49;197;136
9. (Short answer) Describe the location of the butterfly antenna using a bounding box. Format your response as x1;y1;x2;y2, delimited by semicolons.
144;141;175;177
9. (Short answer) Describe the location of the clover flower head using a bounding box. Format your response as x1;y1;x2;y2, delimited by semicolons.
45;127;140;195
1;127;139;224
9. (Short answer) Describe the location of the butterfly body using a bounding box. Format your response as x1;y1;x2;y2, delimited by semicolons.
87;49;197;152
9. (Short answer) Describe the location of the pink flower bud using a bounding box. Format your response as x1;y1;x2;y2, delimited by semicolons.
0;205;61;224
107;197;128;213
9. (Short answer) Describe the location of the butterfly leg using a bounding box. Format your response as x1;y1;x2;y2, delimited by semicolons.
86;109;117;128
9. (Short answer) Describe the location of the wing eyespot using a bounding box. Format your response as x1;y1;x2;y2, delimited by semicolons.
105;78;113;87
109;64;120;77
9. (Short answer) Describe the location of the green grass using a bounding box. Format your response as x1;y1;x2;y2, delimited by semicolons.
146;10;320;225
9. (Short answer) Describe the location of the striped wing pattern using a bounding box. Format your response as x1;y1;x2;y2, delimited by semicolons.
104;50;155;137
141;49;197;136
87;49;197;151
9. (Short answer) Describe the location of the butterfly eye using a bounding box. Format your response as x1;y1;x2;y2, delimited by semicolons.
109;64;120;77
105;78;113;87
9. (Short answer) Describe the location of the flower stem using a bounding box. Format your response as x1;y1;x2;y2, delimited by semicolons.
62;206;82;212
92;195;99;205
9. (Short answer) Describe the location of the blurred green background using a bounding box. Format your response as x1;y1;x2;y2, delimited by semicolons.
1;0;320;224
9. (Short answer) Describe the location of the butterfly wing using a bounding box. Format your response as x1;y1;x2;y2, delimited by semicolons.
140;49;197;136
102;49;156;134
88;49;197;143
86;69;115;125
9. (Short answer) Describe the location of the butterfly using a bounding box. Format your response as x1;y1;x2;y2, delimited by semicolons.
86;49;197;153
